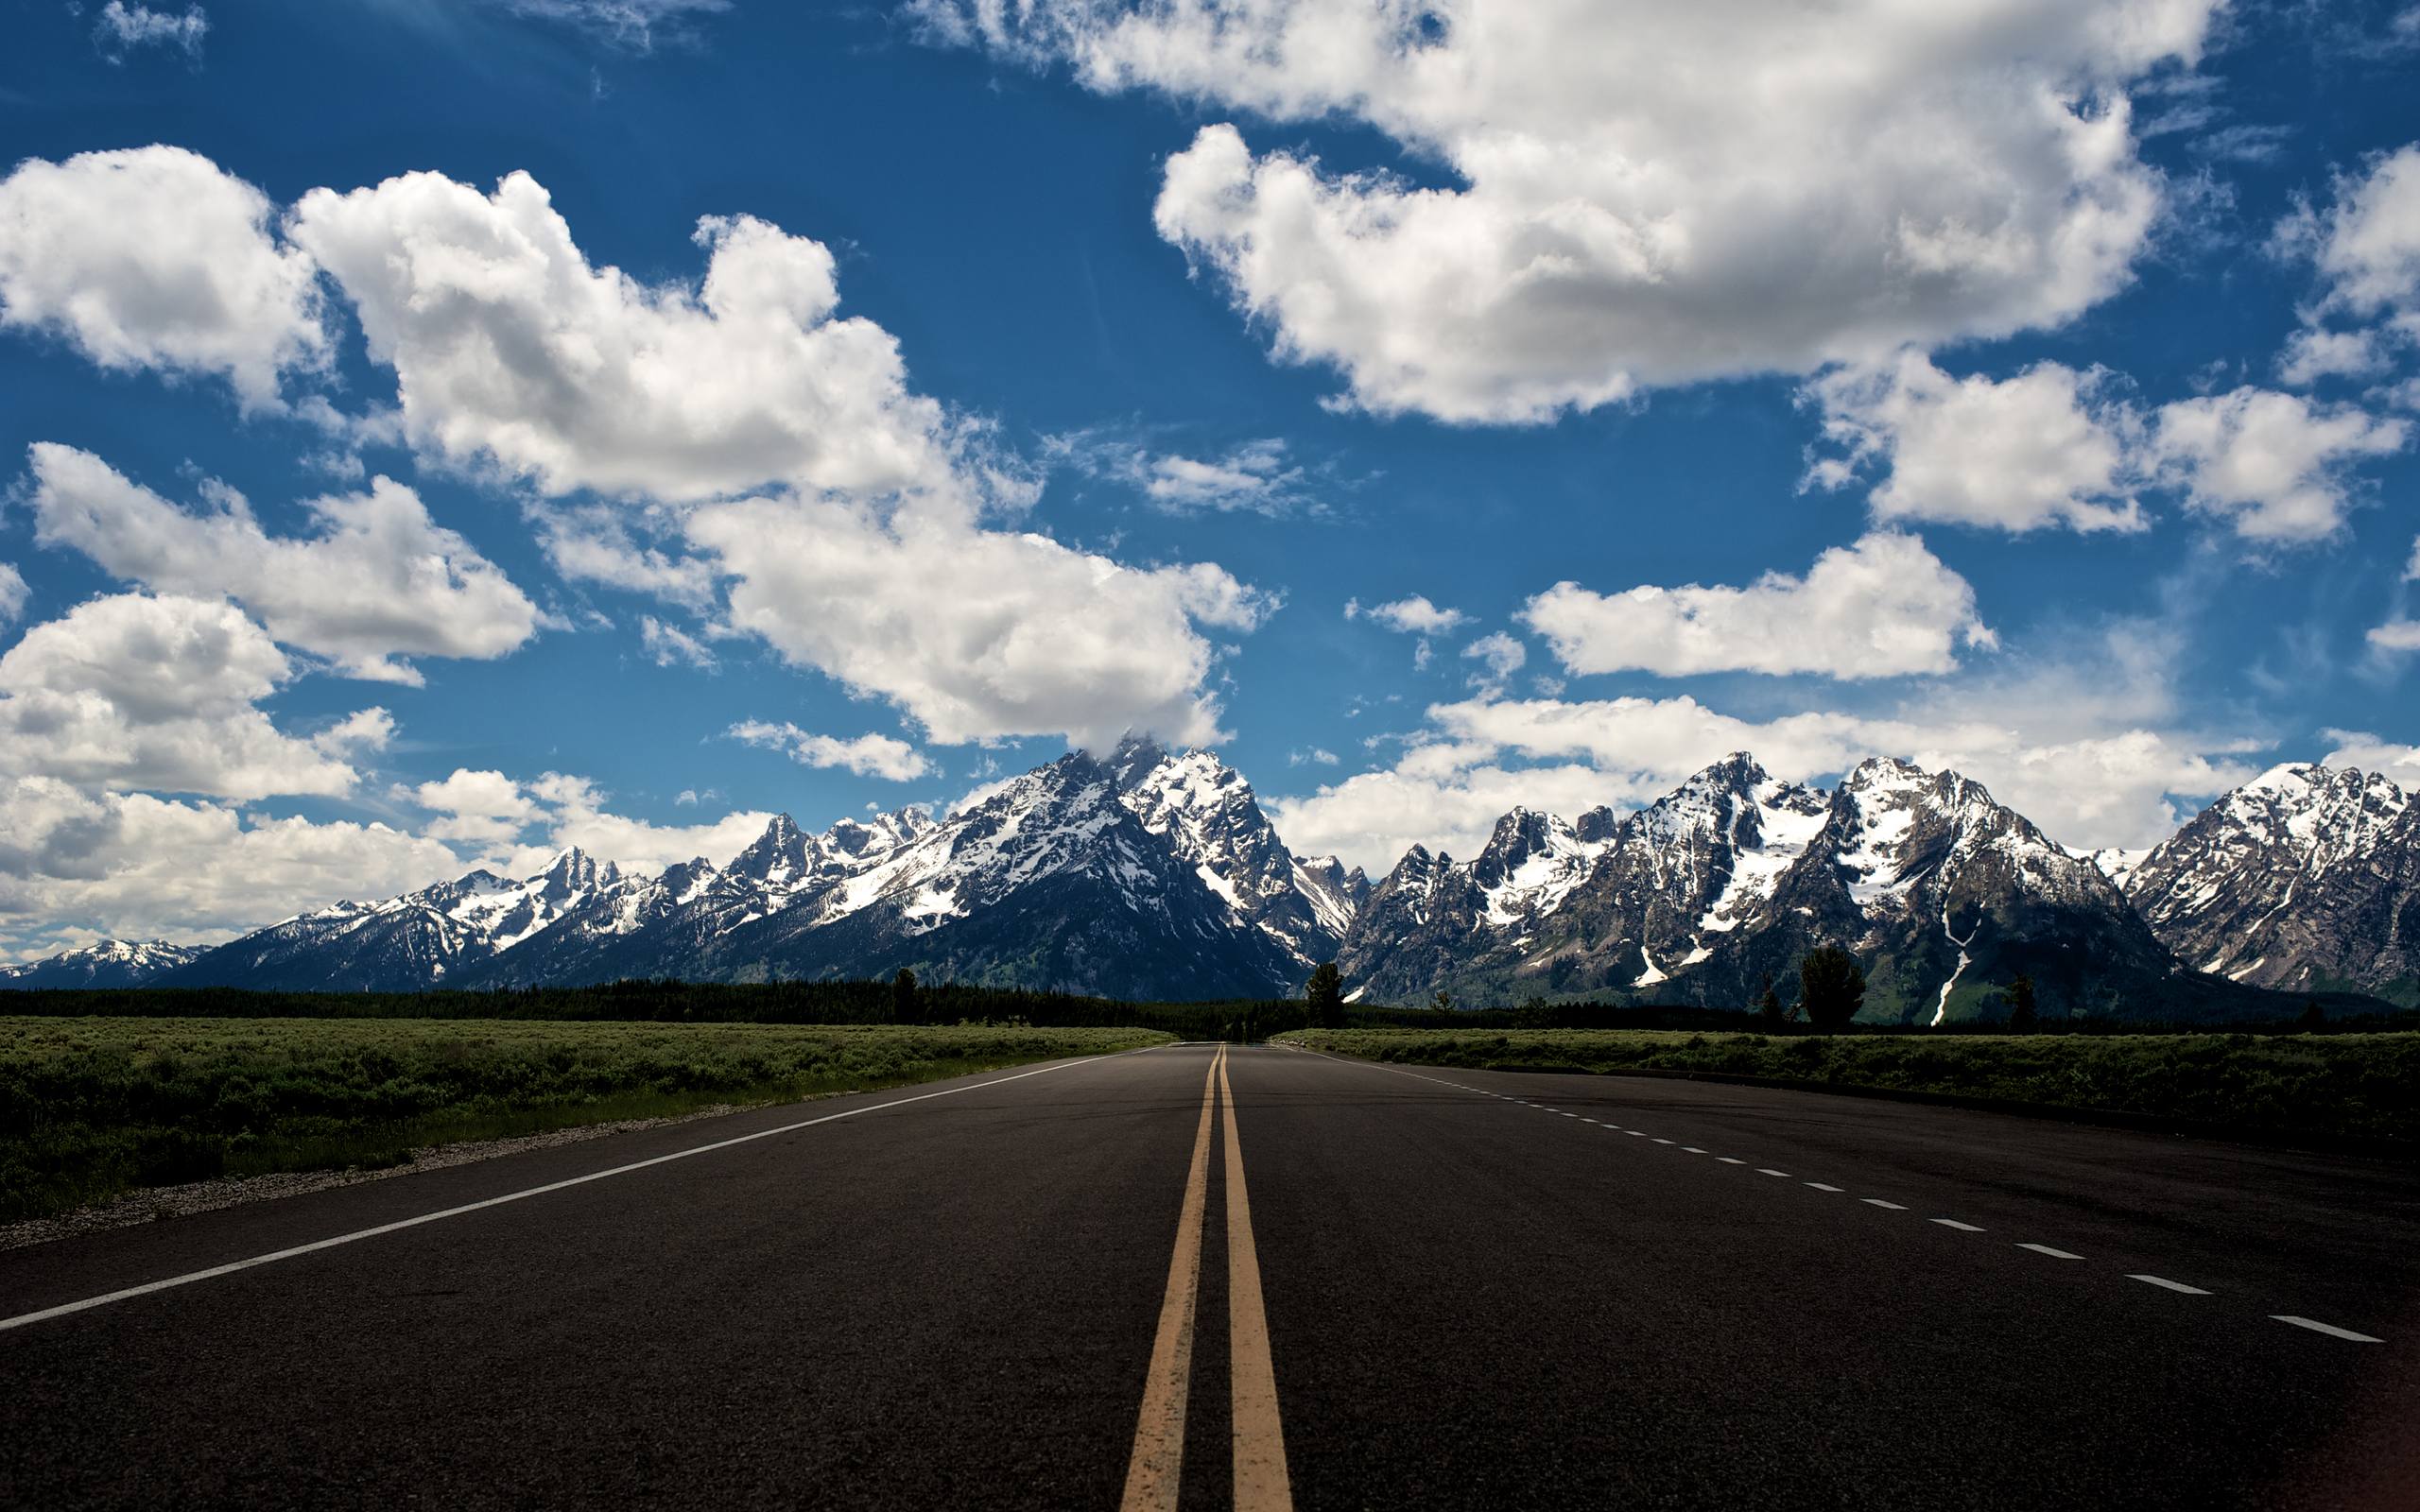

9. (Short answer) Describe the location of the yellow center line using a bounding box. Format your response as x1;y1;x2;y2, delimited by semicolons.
1221;1045;1295;1512
1119;1043;1221;1512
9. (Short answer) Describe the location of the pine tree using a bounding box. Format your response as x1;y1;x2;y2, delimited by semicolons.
891;967;919;1024
1305;961;1346;1028
2300;998;2326;1032
1798;947;1865;1032
1756;973;1785;1031
2006;972;2037;1034
1432;988;1454;1015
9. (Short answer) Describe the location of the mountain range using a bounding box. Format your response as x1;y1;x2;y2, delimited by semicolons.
7;736;2414;1021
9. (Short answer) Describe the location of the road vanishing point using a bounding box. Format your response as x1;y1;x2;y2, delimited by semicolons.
4;1041;2416;1509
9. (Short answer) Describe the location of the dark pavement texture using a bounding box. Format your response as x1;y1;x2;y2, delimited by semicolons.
4;1042;2415;1509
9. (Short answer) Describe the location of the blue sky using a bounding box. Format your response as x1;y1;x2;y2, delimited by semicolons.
1;0;2417;956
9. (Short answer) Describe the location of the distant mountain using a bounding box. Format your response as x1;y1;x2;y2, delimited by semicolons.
0;939;204;989
2117;764;2418;1005
155;738;1339;1001
162;850;623;992
93;741;2420;1018
1343;754;2199;1022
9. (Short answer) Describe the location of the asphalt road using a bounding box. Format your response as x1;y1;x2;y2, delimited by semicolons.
4;1041;2416;1509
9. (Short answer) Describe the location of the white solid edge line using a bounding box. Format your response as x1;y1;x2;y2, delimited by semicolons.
1861;1199;1909;1211
1805;1182;1843;1193
1717;1157;1746;1165
2272;1315;2382;1342
1651;1139;1676;1145
2017;1244;2085;1260
1756;1169;1790;1177
2129;1275;2213;1296
0;1045;1157;1335
1931;1219;1986;1232
1627;1130;1648;1137
1681;1146;1707;1154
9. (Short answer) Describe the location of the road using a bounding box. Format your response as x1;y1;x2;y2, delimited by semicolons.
4;1041;2416;1509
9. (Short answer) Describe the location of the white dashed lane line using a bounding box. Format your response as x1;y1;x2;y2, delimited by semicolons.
2272;1316;2382;1343
1285;1049;2391;1347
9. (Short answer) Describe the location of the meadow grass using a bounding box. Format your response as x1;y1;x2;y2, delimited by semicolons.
0;1018;1169;1222
1277;1027;2420;1148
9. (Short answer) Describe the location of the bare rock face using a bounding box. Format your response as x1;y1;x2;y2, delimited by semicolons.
122;743;2419;1016
2118;764;2418;1005
1342;753;2190;1022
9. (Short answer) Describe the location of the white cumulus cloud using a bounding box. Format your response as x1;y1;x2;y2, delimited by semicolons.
728;720;932;781
922;0;2215;422
1804;352;2146;534
1523;532;1993;680
0;146;326;409
0;594;370;800
287;173;954;502
689;494;1270;748
26;443;540;684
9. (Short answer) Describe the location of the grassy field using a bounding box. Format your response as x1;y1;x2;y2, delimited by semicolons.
0;1018;1169;1222
1277;1027;2420;1148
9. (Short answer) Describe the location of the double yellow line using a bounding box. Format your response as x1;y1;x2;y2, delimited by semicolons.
1120;1043;1292;1512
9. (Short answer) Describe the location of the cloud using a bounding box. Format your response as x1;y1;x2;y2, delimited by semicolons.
1347;596;1468;637
2321;728;2420;779
408;767;544;846
2371;537;2420;654
26;443;540;683
0;778;463;954
2299;144;2420;323
1461;631;1526;693
727;720;932;781
0;564;25;625
2146;387;2407;541
638;615;717;671
922;0;2214;421
0;146;326;409
1271;689;2255;873
0;594;370;800
534;507;718;608
688;493;1271;747
1346;593;1469;671
1288;747;1340;767
402;765;778;877
1523;532;1993;680
1050;432;1312;515
493;0;729;48
1808;352;2408;541
492;771;777;877
1804;352;2146;533
287;173;954;502
2277;327;2389;387
93;3;207;61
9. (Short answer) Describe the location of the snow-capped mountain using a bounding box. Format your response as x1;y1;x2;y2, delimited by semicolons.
80;741;2420;1015
2118;763;2417;1004
1108;735;1363;971
1342;754;2183;1022
0;938;204;989
162;849;624;992
156;741;1326;999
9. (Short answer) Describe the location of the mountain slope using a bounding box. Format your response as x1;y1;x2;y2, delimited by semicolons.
0;939;204;989
1341;754;2190;1022
2119;764;2419;1004
159;850;622;992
